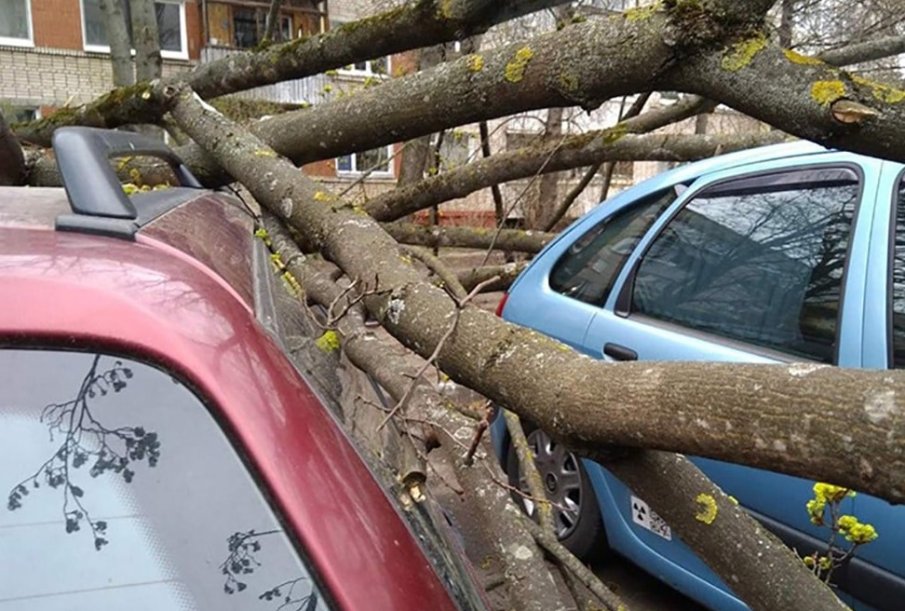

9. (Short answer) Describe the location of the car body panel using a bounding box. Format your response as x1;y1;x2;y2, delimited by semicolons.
0;210;459;611
493;143;905;610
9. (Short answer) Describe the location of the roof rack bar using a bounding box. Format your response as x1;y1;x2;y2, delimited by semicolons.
52;127;202;220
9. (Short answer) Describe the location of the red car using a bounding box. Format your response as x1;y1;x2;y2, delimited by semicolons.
0;128;484;611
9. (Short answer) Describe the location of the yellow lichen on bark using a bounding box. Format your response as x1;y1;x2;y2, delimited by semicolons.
851;74;905;104
467;54;484;72
721;33;769;72
695;493;718;524
504;47;534;83
811;80;847;106
315;330;341;352
783;49;824;66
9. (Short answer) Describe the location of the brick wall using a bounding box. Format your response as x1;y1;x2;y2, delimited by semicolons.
1;0;201;110
0;46;194;108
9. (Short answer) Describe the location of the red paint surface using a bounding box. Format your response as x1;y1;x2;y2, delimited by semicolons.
0;223;459;611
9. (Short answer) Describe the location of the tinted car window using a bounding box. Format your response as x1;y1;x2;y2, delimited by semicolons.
632;168;859;362
0;350;327;611
891;176;905;368
549;188;679;305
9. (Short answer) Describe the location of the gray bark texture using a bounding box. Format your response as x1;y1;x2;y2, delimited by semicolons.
383;222;554;253
0;111;25;186
100;0;134;86
168;84;874;611
129;0;161;82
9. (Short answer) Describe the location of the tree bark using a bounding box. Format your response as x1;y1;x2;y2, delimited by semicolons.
457;262;528;293
100;0;134;86
526;107;564;229
384;222;553;253
0;111;26;186
129;0;161;83
262;0;284;45
169;87;856;610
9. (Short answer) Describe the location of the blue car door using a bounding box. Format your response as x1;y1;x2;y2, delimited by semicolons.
577;155;877;602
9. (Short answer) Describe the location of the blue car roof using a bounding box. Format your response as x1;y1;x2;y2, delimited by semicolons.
643;140;831;187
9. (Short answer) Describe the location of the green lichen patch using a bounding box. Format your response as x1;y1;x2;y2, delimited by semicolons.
467;54;485;73
783;49;823;66
504;46;535;83
721;33;768;72
851;74;905;104
811;80;847;106
624;2;661;22
601;123;629;145
315;330;341;353
559;71;579;94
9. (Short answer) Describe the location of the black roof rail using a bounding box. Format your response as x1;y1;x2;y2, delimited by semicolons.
53;127;204;239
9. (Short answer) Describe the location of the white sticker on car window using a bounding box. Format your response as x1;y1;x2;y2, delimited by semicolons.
631;495;672;540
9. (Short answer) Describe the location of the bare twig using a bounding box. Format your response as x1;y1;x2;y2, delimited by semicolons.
505;410;555;533
378;276;499;430
524;517;627;611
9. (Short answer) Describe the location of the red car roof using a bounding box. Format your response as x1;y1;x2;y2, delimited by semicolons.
0;188;459;611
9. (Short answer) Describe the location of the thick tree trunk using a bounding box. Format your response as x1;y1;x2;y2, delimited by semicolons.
526;107;563;229
262;0;284;45
0;111;25;186
168;87;856;610
129;0;161;83
100;0;134;86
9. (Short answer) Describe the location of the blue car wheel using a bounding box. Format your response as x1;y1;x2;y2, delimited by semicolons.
506;425;608;560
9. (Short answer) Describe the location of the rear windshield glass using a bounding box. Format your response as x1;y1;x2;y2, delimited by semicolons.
0;349;327;611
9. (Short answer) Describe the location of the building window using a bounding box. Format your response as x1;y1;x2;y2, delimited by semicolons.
336;147;393;176
82;0;188;59
0;0;33;47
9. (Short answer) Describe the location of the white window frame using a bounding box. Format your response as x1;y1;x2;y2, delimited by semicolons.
80;0;189;61
338;56;391;78
335;146;394;178
0;0;34;48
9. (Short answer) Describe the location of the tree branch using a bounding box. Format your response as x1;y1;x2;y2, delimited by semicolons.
170;82;869;611
384;222;554;254
0;110;26;186
14;0;572;145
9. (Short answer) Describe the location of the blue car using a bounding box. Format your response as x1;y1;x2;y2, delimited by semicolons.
491;141;905;610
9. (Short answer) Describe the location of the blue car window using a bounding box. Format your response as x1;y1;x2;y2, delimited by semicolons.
891;175;905;368
631;167;859;363
549;188;679;305
0;349;328;611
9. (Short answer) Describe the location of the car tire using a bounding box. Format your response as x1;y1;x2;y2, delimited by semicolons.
505;424;609;561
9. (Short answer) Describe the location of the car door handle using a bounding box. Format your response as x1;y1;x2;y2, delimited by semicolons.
604;343;638;361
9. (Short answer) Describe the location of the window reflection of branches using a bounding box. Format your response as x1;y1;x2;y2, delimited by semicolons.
633;170;858;362
220;528;322;611
891;178;905;368
6;354;160;551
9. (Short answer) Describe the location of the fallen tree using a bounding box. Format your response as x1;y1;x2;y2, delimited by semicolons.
12;0;905;609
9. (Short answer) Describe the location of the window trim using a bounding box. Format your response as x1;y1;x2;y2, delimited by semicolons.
80;0;189;61
886;167;905;368
0;0;34;48
335;146;394;178
616;162;865;365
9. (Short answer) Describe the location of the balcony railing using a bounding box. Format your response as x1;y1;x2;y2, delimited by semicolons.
201;45;329;105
